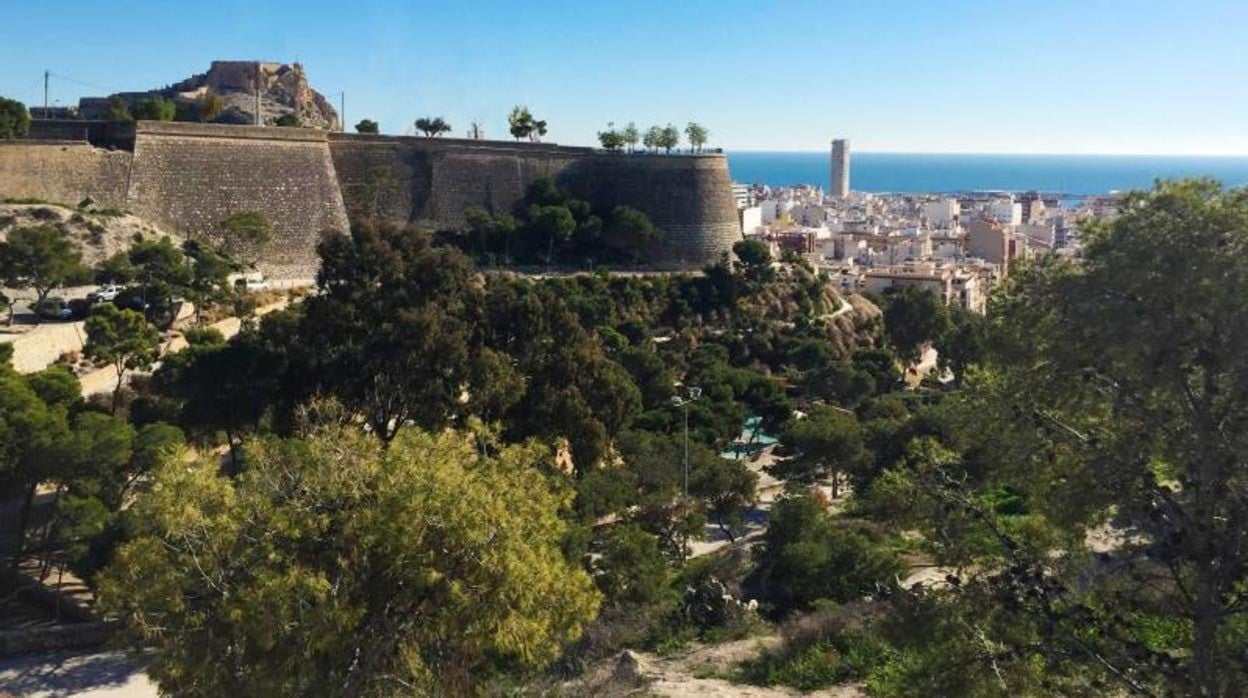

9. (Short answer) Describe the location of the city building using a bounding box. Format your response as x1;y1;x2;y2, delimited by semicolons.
922;199;961;228
830;138;850;199
966;219;1011;270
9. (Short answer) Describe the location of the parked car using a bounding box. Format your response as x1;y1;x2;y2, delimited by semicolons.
233;275;271;293
33;297;73;321
67;298;93;319
87;284;121;303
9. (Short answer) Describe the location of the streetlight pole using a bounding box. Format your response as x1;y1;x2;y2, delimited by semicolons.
671;385;702;560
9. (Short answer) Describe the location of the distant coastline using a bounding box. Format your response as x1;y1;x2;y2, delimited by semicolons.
726;151;1248;196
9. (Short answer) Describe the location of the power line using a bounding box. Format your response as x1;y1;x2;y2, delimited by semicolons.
46;71;119;95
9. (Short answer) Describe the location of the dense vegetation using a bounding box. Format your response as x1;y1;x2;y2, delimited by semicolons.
443;175;665;268
2;180;1243;696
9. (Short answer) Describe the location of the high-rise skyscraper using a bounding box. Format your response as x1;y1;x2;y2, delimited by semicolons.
830;139;850;199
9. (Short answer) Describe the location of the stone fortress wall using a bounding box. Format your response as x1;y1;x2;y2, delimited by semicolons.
127;122;349;278
2;121;741;275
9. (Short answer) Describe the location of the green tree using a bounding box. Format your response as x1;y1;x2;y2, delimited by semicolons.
945;180;1248;695
305;223;484;441
104;96;132;122
113;236;194;326
0;224;88;304
508;105;534;140
98;423;600;695
414;116;451;137
354;118;379;134
0;289;13;326
84;304;161;414
155;335;278;472
657;123;681;154
0;365;70;570
527;204;576;262
777;405;867;498
131;98;176;121
197;88;224;122
597;122;626;151
0;97;31;139
690;456;758;542
622;121;640;153
685;122;709;152
732;239;774;285
595;524;672;606
604;205;661;263
273;113;300;127
219;210;273;267
880;285;951;364
180;239;238;324
937;304;985;382
642;125;662;152
751;494;900;613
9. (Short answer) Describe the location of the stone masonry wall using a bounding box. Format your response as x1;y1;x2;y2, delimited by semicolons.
330;134;740;269
0;141;131;208
1;124;739;275
564;154;742;269
126;122;349;278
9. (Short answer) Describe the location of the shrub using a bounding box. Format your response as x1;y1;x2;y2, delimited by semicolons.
182;326;225;346
751;494;902;614
0;97;30;139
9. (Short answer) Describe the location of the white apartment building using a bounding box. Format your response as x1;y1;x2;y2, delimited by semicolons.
922;199;961;228
989;197;1023;226
740;205;763;235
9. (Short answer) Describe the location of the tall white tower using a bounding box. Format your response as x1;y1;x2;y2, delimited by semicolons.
830;138;850;199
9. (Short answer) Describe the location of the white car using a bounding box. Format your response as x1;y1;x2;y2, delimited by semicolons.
233;275;271;293
87;284;120;302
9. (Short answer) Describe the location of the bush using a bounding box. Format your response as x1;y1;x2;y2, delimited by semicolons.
595;524;672;606
751;494;902;614
0;97;30;139
736;604;893;692
182;326;225;347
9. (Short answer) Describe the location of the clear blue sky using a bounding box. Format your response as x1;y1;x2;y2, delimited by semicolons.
2;0;1246;155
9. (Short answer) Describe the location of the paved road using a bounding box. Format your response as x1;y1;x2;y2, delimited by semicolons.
0;651;156;697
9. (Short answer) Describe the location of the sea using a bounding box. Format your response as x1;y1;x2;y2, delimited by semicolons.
725;151;1248;196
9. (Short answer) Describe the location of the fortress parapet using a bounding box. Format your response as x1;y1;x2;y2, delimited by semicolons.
1;121;741;275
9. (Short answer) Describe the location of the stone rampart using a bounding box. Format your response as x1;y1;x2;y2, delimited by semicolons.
2;122;740;274
330;134;740;269
0;141;131;208
126;122;349;277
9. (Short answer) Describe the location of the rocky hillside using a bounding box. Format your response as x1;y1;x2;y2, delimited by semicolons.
0;201;180;267
82;61;339;129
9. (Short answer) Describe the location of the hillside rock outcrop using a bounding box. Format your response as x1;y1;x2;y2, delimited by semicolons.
81;61;339;130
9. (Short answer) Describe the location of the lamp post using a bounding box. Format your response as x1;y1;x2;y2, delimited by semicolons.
671;386;702;561
671;386;702;499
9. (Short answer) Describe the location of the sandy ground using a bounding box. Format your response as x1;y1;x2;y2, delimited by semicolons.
0;204;178;270
566;637;869;697
0;651;156;698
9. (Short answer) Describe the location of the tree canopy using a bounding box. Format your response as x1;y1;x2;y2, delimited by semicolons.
414;116;451;137
99;422;600;696
0;97;31;139
0;224;88;303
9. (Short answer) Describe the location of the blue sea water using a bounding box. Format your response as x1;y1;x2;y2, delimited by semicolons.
726;151;1248;195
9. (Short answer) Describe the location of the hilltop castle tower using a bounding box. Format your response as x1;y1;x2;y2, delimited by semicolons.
830;138;850;199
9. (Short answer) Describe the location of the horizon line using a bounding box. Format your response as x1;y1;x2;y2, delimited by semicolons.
724;148;1248;158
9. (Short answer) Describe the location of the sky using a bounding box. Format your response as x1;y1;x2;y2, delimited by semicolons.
2;0;1246;155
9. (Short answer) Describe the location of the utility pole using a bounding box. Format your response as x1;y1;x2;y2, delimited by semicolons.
43;70;49;119
340;92;345;132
